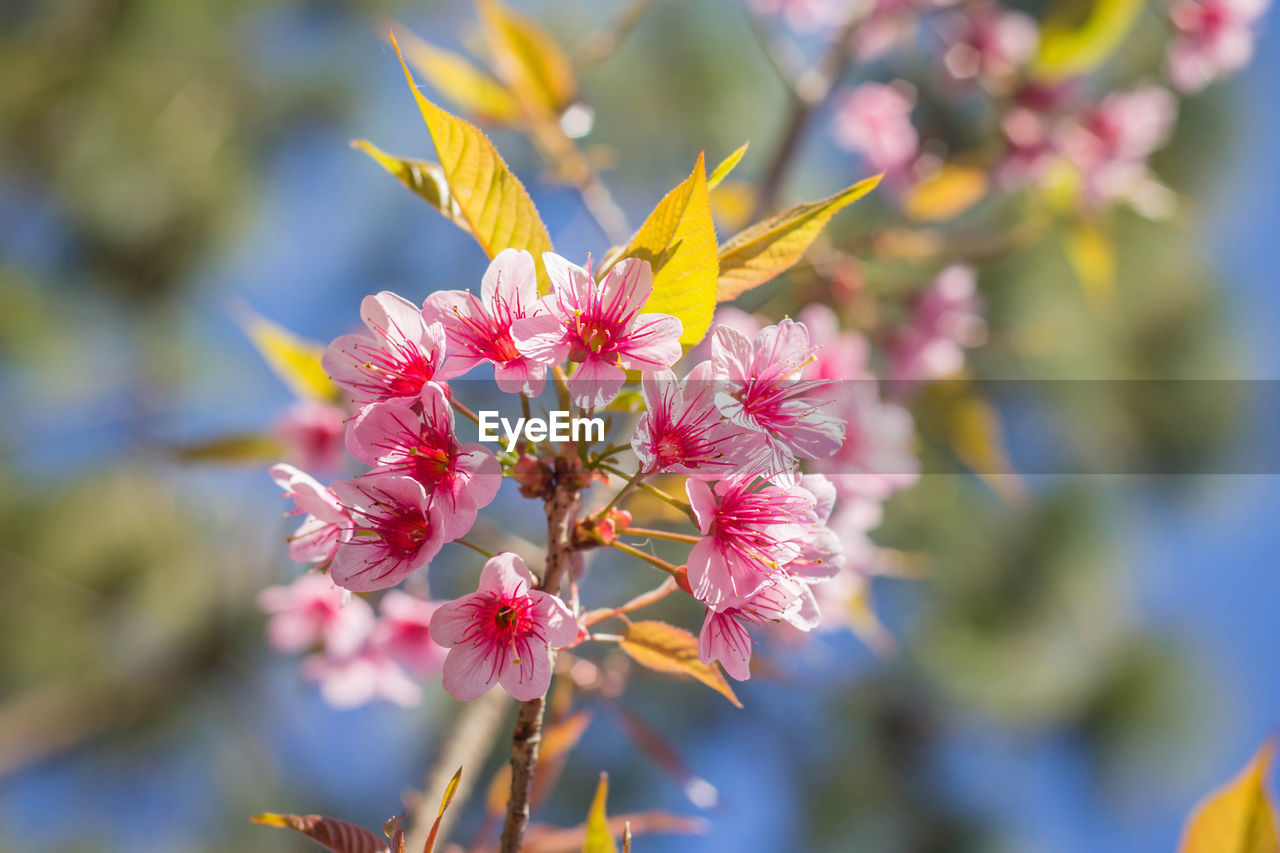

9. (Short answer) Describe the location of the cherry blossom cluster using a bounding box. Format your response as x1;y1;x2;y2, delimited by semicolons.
262;245;942;706
751;0;1269;218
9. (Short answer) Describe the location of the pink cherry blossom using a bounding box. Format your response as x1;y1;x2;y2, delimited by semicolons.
258;573;374;657
270;463;352;564
941;4;1039;83
633;362;749;479
686;476;819;610
711;320;846;483
888;265;986;385
511;253;683;409
302;647;421;708
817;382;919;500
1057;86;1178;211
329;474;447;592
697;577;814;681
347;383;500;540
273;401;347;473
322;291;448;405
430;553;578;701
422;249;550;396
1166;0;1269;92
373;590;447;677
797;304;872;382
832;82;919;176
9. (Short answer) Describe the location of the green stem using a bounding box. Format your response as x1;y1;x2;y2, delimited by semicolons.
609;540;681;577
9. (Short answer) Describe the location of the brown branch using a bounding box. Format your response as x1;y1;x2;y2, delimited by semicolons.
498;474;584;853
753;13;862;219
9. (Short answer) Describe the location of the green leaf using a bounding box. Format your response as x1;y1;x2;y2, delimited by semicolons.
706;142;749;191
350;140;469;234
475;0;577;118
717;175;881;302
394;27;520;124
251;813;388;853
602;152;719;346
620;620;742;707
1033;0;1144;80
390;33;554;276
1180;739;1279;853
423;767;462;853
174;433;285;464
238;308;338;402
583;773;618;853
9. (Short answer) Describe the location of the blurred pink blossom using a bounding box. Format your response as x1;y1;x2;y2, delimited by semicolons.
818;383;919;500
832;82;919;176
258;573;373;656
1166;0;1269;92
374;590;447;677
798;304;872;382
750;0;848;31
273;401;347;474
888;265;986;385
302;647;421;708
941;3;1039;82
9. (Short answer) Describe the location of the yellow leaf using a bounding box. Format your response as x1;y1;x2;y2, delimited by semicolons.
423;767;462;853
175;433;286;464
1033;0;1144;80
583;773;618;853
390;33;554;276
475;0;577;118
923;377;1026;504
604;153;719;346
620;621;742;708
1064;222;1115;309
902;164;989;222
717;175;881;302
239;308;338;402
394;28;520;124
706;142;749;191
350;140;469;234
1181;739;1279;853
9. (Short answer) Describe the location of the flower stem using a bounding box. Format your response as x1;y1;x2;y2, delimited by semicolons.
452;398;481;426
499;470;582;853
601;467;645;515
581;576;679;628
621;526;700;544
455;538;497;559
609;540;681;577
597;463;696;523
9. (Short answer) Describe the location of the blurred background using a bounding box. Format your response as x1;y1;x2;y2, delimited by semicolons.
1;0;1277;850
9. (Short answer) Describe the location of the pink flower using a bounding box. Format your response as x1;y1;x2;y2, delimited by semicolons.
422;249;550;396
697;577;814;681
942;4;1039;83
832;82;919;175
686;476;819;610
1166;0;1269;92
888;265;986;385
750;0;848;31
1057;86;1178;210
258;573;373;656
797;305;872;382
711;320;846;483
270;463;352;564
302;647;421;708
817;383;919;500
373;590;447;677
511;253;683;409
273;401;347;473
329;474;447;592
322;291;448;405
633;362;749;479
430;553;578;701
347;383;501;540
